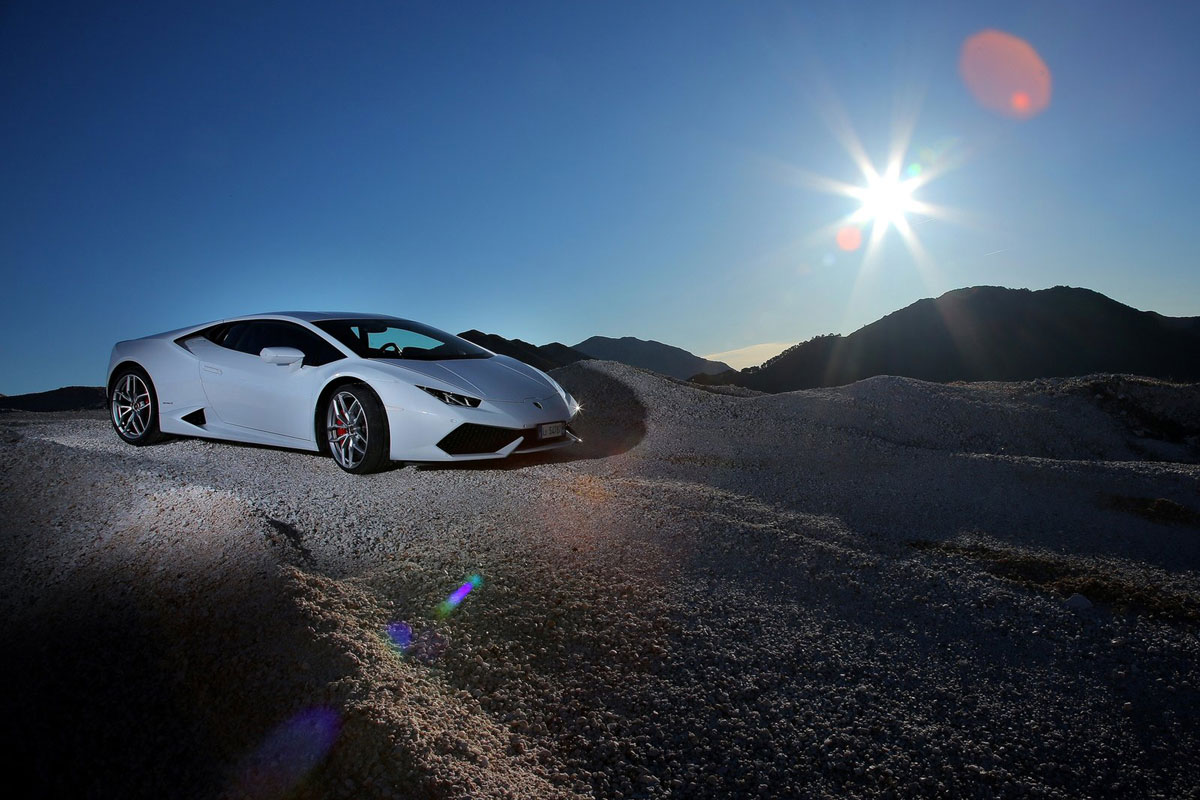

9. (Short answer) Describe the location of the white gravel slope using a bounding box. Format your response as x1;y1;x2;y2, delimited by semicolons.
1;363;1198;799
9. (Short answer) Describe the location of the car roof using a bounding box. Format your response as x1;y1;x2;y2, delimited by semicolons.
253;311;404;322
142;311;424;344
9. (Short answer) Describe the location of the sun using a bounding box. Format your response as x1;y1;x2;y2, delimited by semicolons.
789;119;964;268
851;168;919;231
774;87;968;280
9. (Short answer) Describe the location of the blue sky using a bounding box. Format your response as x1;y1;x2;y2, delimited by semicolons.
2;1;1198;392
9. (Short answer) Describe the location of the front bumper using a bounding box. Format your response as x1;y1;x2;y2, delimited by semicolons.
383;393;581;461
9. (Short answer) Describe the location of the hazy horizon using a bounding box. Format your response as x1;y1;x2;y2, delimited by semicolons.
3;280;1195;394
3;2;1199;394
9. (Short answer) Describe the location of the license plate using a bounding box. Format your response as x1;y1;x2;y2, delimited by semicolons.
538;422;564;439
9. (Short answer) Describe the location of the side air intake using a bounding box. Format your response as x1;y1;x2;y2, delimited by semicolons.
181;408;206;427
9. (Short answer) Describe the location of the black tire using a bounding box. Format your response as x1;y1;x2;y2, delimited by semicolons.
109;365;165;446
324;383;390;474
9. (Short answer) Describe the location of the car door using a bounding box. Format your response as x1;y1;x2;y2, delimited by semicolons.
196;320;340;441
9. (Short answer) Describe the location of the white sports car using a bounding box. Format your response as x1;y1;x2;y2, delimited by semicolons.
107;312;581;473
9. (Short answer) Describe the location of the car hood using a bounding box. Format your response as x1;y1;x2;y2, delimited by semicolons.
372;356;555;401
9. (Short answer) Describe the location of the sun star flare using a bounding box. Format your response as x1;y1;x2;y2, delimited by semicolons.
852;168;920;232
787;94;968;296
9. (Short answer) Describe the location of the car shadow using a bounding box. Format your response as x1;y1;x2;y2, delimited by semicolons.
149;434;331;461
152;436;421;475
414;366;648;471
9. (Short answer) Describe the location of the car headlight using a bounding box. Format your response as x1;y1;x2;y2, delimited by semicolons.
416;386;481;408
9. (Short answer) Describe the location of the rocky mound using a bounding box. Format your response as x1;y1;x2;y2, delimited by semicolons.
2;362;1198;798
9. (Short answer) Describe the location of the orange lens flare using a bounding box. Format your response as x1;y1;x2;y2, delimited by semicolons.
960;29;1051;119
836;225;862;252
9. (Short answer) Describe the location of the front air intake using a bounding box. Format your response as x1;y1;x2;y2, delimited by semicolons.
436;422;572;455
436;423;527;455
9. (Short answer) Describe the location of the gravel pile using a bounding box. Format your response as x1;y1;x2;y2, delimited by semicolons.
2;362;1198;798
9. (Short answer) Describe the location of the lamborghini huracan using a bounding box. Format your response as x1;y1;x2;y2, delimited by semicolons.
107;312;581;473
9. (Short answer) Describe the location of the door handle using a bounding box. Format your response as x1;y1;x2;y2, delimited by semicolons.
202;365;222;375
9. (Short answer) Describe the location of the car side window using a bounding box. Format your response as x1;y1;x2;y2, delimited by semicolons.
215;323;240;349
222;321;344;367
224;322;267;356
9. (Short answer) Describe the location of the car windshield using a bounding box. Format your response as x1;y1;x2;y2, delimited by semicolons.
314;319;492;361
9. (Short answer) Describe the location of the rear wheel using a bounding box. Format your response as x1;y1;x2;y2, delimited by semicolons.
325;384;389;474
110;367;164;445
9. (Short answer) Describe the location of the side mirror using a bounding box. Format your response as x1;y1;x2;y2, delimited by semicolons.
260;346;305;366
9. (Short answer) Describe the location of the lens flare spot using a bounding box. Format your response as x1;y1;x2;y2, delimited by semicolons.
385;621;412;652
960;29;1051;119
231;707;341;799
905;162;922;178
836;225;862;252
918;138;961;170
437;573;483;618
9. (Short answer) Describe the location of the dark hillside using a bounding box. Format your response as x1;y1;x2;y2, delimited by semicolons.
458;330;590;370
0;386;106;412
703;287;1200;392
573;336;731;380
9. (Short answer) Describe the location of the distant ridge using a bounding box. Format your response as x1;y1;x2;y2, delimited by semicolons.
694;286;1200;392
0;386;105;412
458;330;591;371
572;336;732;380
537;342;593;367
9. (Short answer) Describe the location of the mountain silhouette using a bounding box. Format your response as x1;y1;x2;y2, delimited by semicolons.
694;286;1200;392
457;330;591;371
0;386;106;412
572;336;732;380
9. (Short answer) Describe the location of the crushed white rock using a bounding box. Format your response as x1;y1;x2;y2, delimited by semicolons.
1;363;1198;799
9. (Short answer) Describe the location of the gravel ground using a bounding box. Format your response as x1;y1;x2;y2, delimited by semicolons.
2;362;1198;799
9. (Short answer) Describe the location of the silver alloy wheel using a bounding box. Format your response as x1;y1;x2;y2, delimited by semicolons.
112;373;152;439
327;391;369;470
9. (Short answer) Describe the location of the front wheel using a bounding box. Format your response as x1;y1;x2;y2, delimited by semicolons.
325;384;389;474
110;367;164;446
